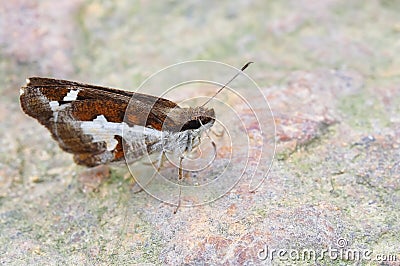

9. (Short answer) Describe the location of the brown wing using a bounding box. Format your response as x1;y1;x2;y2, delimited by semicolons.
19;77;179;167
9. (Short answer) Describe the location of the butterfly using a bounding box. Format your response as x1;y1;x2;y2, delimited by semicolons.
20;62;251;169
20;76;216;167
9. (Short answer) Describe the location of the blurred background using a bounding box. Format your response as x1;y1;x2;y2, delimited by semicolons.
1;0;399;264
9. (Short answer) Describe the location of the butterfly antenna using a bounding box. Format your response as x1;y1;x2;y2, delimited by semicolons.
201;61;253;107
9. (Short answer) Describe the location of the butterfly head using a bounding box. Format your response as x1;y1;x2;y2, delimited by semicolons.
181;106;215;131
164;106;215;132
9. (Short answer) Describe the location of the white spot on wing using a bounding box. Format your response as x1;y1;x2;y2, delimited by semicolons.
63;89;79;101
80;115;162;152
81;115;125;151
49;100;69;122
20;78;31;95
49;101;60;111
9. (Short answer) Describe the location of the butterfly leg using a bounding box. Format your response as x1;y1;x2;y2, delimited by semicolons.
174;156;184;214
206;132;217;160
198;121;217;161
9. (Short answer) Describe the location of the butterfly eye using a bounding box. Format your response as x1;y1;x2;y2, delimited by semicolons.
180;119;201;131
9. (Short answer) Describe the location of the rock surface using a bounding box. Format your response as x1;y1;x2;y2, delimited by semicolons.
1;1;399;264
